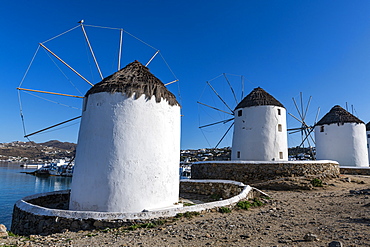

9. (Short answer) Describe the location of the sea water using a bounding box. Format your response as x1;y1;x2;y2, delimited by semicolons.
0;162;189;230
0;162;72;229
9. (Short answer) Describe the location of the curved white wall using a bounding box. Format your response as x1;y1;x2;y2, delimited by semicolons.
231;105;288;161
315;123;369;167
70;92;180;213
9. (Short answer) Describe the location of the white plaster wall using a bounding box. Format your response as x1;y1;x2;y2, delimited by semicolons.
70;92;180;213
367;130;370;164
315;123;369;167
231;105;288;161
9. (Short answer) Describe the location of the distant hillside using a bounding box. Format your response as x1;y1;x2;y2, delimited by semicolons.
40;140;76;151
0;140;76;162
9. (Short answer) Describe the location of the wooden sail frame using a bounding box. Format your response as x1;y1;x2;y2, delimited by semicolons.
17;88;84;99
18;21;180;139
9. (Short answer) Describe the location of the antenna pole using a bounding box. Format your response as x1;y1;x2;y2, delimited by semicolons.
145;50;160;67
118;28;123;71
80;23;104;80
39;43;94;86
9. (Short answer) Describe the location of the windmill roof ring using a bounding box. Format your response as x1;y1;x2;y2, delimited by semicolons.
235;87;284;110
316;105;364;126
86;60;180;106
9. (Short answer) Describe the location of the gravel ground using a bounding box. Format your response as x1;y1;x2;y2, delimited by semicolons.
1;174;370;247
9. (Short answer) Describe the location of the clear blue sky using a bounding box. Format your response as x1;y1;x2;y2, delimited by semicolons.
1;0;370;149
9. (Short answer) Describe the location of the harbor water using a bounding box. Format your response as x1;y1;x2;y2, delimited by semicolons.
0;162;190;230
0;162;72;229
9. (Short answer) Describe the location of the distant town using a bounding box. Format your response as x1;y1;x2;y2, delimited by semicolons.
0;140;314;163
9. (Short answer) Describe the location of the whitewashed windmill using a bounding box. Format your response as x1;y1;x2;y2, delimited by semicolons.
315;105;369;167
231;87;288;161
17;22;181;213
69;61;181;212
198;78;288;161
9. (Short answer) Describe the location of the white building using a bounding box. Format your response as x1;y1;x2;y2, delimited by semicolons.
69;61;181;213
315;105;368;167
366;122;370;165
231;87;288;161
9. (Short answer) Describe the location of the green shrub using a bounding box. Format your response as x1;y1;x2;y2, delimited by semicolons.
140;223;155;228
153;220;165;226
251;198;264;207
237;198;264;210
175;213;183;218
184;211;200;218
128;224;140;230
219;206;231;213
311;178;323;187
237;200;252;210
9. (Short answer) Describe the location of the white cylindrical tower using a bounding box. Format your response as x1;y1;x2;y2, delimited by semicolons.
315;105;368;167
69;61;181;213
367;122;370;165
231;87;288;161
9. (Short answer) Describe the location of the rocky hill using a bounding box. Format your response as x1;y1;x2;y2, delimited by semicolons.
0;140;76;162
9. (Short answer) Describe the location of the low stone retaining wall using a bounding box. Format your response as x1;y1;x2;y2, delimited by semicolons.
340;167;370;175
11;180;266;236
180;180;244;199
191;160;340;184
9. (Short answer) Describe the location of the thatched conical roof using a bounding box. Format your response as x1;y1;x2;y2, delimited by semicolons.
366;122;370;131
316;105;364;126
235;87;284;110
85;61;179;106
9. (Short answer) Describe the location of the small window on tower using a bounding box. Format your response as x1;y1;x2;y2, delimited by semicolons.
237;151;241;158
367;134;370;138
279;152;283;159
238;110;242;117
277;109;281;115
320;126;324;132
278;124;282;132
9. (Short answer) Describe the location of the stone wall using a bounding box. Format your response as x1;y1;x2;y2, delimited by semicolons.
11;180;263;236
180;180;243;199
340;167;370;175
191;161;340;184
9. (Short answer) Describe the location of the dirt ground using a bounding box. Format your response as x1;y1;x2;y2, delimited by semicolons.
1;174;370;247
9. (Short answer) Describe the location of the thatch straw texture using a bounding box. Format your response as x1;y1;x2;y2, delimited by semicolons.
85;61;179;106
235;87;284;110
316;105;364;126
